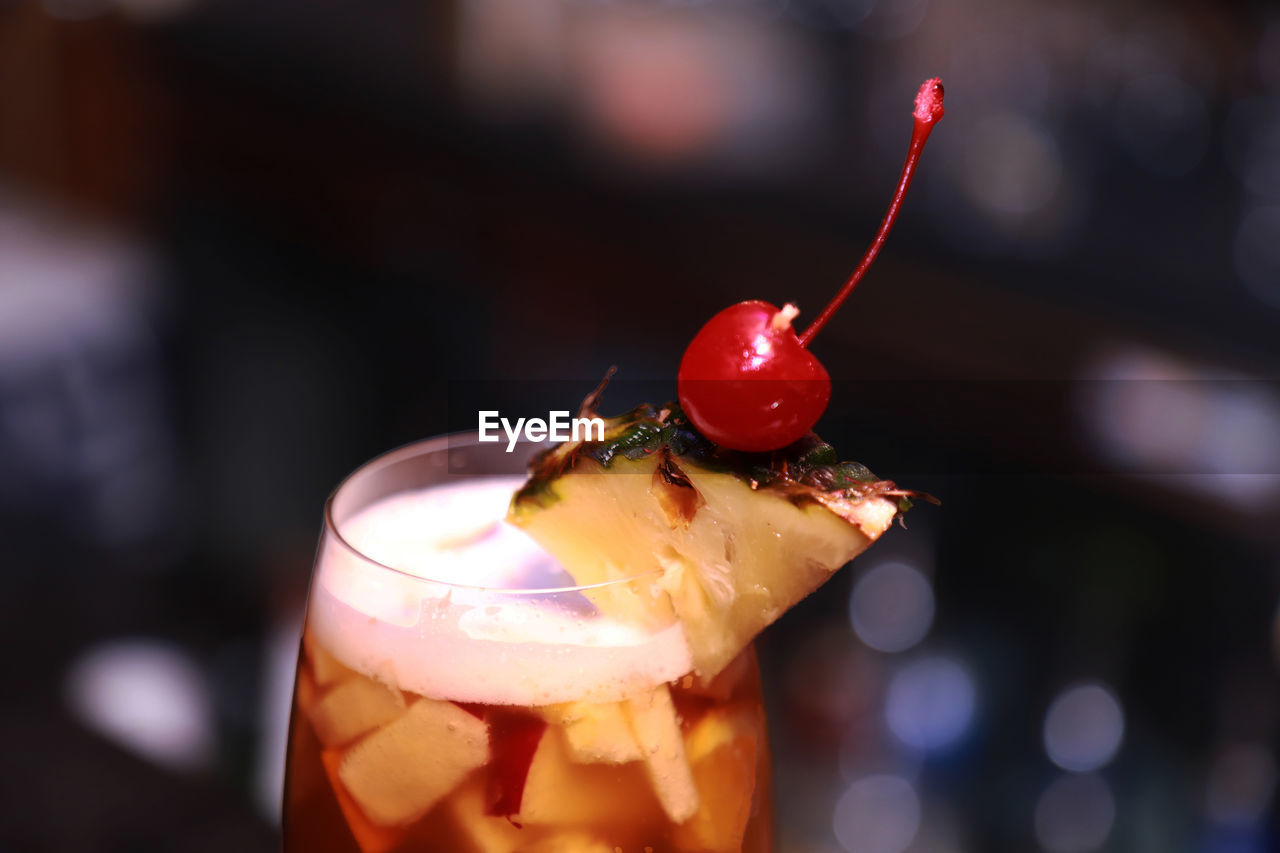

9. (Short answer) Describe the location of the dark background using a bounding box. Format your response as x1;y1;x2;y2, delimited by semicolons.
1;1;1279;851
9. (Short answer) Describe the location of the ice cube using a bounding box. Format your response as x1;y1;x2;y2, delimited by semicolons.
307;676;406;748
338;697;489;826
671;707;761;852
625;684;699;824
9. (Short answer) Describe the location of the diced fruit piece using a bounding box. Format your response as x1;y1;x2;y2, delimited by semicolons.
306;676;406;748
541;701;644;765
672;707;762;853
305;633;358;688
443;775;526;853
517;725;663;828
511;408;905;677
320;750;405;853
483;709;547;817
626;684;699;824
339;697;489;826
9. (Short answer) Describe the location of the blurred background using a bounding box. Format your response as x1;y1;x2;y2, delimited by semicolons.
1;0;1279;850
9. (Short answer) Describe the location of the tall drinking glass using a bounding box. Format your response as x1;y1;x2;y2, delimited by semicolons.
283;435;773;852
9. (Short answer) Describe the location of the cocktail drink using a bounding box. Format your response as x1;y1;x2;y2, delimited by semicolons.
284;77;944;853
283;436;774;852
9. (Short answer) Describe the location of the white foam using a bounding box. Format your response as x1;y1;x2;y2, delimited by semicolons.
309;477;692;706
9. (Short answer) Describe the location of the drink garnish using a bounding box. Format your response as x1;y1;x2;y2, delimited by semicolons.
677;78;946;452
510;406;933;682
511;79;944;679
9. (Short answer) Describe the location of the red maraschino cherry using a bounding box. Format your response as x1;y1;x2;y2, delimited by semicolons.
678;78;946;452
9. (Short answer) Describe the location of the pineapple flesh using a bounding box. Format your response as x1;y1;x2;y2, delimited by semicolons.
509;403;914;679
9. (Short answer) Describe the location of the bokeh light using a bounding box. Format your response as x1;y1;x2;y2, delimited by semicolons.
885;656;976;753
567;7;731;164
960;112;1062;218
849;562;935;653
0;202;174;548
256;615;303;822
1079;346;1280;506
1205;742;1277;827
833;775;922;853
63;639;215;773
1034;773;1116;853
1042;682;1124;773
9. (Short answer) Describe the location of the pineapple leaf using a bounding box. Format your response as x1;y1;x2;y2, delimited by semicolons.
514;396;932;522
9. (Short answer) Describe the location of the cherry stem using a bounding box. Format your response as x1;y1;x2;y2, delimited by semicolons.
797;78;946;348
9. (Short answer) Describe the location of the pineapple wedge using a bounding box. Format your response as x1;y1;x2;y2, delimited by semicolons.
510;403;911;677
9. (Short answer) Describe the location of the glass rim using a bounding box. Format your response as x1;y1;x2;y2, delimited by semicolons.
321;431;661;596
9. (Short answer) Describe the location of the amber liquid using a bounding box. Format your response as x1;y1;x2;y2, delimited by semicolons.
283;628;773;852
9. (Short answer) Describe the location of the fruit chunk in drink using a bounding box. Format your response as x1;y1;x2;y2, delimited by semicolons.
285;636;772;851
283;477;774;852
